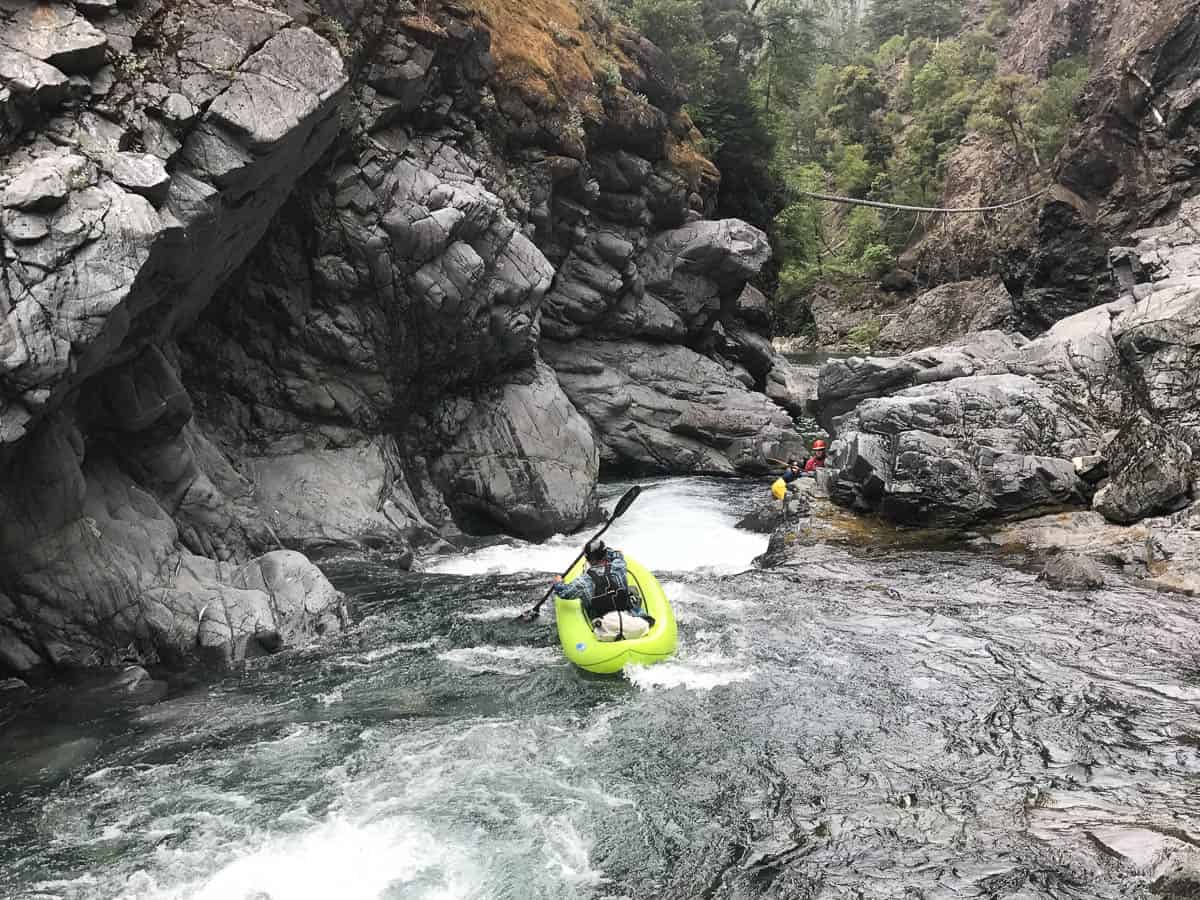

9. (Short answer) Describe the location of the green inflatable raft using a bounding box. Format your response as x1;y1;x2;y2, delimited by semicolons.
554;555;678;674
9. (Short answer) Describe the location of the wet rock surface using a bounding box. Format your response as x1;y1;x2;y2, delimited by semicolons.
817;197;1200;529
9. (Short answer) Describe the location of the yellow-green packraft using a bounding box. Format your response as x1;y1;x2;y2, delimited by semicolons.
554;555;677;674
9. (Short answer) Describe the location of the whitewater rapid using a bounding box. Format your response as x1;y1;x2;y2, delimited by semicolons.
426;478;768;577
4;477;1198;900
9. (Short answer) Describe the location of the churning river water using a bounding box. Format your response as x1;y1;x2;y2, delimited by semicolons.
2;478;1199;899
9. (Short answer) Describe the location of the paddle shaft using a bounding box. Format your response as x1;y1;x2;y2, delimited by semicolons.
521;486;642;620
527;519;617;617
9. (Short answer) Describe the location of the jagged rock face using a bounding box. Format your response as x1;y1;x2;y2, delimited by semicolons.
0;3;351;671
818;198;1200;527
181;2;801;501
902;1;1200;326
998;1;1200;329
0;1;803;671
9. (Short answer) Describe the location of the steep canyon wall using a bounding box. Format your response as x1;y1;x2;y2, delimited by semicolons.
0;0;806;672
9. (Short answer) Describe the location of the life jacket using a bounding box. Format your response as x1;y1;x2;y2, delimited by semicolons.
585;565;632;618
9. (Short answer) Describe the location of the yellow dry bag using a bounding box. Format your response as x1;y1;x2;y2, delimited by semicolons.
771;478;787;500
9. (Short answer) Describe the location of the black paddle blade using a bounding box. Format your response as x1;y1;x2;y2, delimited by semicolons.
611;485;642;519
515;608;539;622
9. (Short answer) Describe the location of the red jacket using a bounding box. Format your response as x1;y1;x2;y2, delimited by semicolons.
804;456;825;472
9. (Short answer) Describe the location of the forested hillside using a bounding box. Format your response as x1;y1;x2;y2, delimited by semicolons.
613;0;1090;342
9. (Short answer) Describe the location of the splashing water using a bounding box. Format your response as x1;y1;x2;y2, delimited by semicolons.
2;478;1199;900
427;478;767;577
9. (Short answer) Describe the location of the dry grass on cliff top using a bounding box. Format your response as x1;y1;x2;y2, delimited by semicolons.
461;0;621;108
667;111;720;191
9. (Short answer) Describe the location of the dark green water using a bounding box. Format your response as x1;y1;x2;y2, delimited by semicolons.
1;479;1197;899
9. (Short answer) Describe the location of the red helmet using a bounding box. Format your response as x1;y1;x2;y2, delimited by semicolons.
811;439;827;451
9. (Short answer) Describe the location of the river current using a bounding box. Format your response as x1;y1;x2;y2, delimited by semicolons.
2;478;1198;899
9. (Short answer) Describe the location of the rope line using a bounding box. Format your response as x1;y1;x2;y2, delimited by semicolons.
799;185;1051;214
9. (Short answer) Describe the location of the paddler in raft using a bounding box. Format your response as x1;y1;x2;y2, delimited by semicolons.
551;539;652;642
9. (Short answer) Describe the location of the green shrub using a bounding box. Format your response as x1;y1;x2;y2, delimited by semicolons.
875;35;908;69
859;244;896;278
830;143;875;197
596;58;622;91
847;319;882;350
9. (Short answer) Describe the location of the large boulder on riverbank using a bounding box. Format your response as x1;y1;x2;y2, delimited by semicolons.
815;200;1200;529
1037;552;1105;591
1093;420;1193;524
822;370;1092;524
430;363;599;540
546;339;807;474
877;277;1016;353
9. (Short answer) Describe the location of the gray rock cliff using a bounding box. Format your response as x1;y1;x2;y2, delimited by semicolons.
0;0;804;671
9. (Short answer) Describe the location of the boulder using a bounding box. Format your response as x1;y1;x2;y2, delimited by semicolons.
1;153;87;211
0;3;108;74
737;485;811;533
106;152;170;205
734;283;770;329
821;365;1094;524
1093;420;1192;524
230;550;346;648
1036;552;1105;590
639;219;770;333
545;338;807;475
0;46;70;108
431;362;599;540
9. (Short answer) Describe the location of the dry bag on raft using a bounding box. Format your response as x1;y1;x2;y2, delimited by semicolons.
771;478;787;500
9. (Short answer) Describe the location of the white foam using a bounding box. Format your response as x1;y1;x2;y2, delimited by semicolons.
625;651;755;692
436;645;562;676
427;479;767;576
185;817;479;900
461;605;528;621
537;815;606;887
